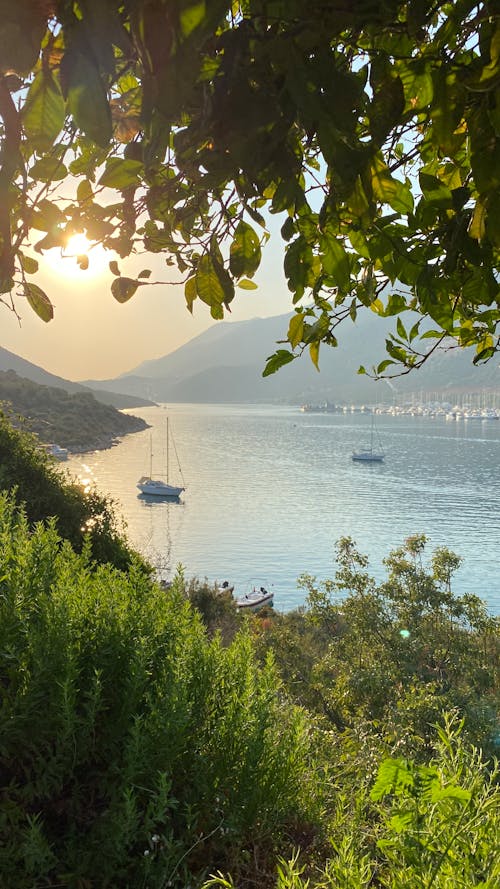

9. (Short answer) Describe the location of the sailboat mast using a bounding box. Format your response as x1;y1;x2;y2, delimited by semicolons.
166;417;169;484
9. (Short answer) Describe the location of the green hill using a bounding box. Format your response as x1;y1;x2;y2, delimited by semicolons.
0;369;148;452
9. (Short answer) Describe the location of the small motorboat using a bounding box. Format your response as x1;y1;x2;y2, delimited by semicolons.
236;586;274;611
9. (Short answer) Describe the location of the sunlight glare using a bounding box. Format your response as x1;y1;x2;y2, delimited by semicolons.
48;232;111;278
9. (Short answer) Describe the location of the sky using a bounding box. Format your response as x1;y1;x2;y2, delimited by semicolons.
2;221;292;382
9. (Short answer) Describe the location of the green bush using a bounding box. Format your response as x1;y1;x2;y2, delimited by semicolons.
205;718;500;889
0;411;136;570
0;493;315;888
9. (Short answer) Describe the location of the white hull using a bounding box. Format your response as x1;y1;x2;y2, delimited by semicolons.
137;476;184;498
137;418;185;499
236;589;274;610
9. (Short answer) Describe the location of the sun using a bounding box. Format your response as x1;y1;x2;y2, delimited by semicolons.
64;233;92;257
49;232;110;278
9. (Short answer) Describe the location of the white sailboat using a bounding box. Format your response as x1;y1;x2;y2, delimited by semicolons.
352;413;385;462
137;418;185;498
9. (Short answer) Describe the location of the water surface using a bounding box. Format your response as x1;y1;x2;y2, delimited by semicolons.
66;404;500;615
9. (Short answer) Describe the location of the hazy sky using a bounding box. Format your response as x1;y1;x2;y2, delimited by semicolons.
2;222;292;382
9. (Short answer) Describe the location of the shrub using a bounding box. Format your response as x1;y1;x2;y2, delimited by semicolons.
0;493;316;887
0;411;137;570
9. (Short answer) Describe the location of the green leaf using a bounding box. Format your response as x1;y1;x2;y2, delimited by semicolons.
371;155;414;214
19;253;39;275
210;303;224;320
370;298;385;315
237;279;258;290
77;254;89;270
431;69;465;155
320;236;351;291
109;261;121;276
24;283;54;322
396;317;407;339
430;784;471;803
180;1;206;38
371;758;413;801
31;199;66;232
229;222;262;279
309;341;320;370
98;158;143;190
419;172;453;208
61;46;112;148
111;277;139;303
195;254;226;306
77;180;94;204
469;199;487;242
263;349;295;377
22;69;65;151
30;156;68;182
370;75;405;145
287;313;304;348
389;811;413;833
185;275;197;312
376;359;396;374
399;62;433;112
137;269;152;279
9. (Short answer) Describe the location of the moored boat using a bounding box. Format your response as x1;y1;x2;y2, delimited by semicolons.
236;586;274;611
137;417;185;499
352;413;385;462
43;443;69;461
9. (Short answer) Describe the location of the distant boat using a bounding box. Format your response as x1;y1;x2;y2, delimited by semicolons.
236;586;274;611
137;417;185;498
44;443;69;461
352;414;385;463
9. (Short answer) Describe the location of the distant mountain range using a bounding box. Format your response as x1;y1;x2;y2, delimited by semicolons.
0;347;154;409
2;310;499;409
82;311;500;405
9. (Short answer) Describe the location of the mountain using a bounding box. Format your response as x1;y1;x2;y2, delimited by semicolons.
0;346;155;409
82;311;500;405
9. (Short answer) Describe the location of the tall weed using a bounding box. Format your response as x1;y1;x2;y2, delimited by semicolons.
0;494;314;887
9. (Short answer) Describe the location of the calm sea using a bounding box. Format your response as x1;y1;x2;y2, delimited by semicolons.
65;403;500;616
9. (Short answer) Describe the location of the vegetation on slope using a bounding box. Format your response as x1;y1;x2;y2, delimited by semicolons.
0;412;137;570
0;369;148;451
0;492;314;889
0;420;498;888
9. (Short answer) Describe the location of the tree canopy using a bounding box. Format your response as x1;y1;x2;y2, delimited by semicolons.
0;0;498;376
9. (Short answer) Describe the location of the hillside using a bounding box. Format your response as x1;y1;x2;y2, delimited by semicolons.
0;346;155;409
0;370;148;452
83;311;500;404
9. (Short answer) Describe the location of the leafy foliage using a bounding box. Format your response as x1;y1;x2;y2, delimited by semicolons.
0;2;498;374
0;409;136;569
0;493;315;888
206;719;500;888
254;535;499;757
